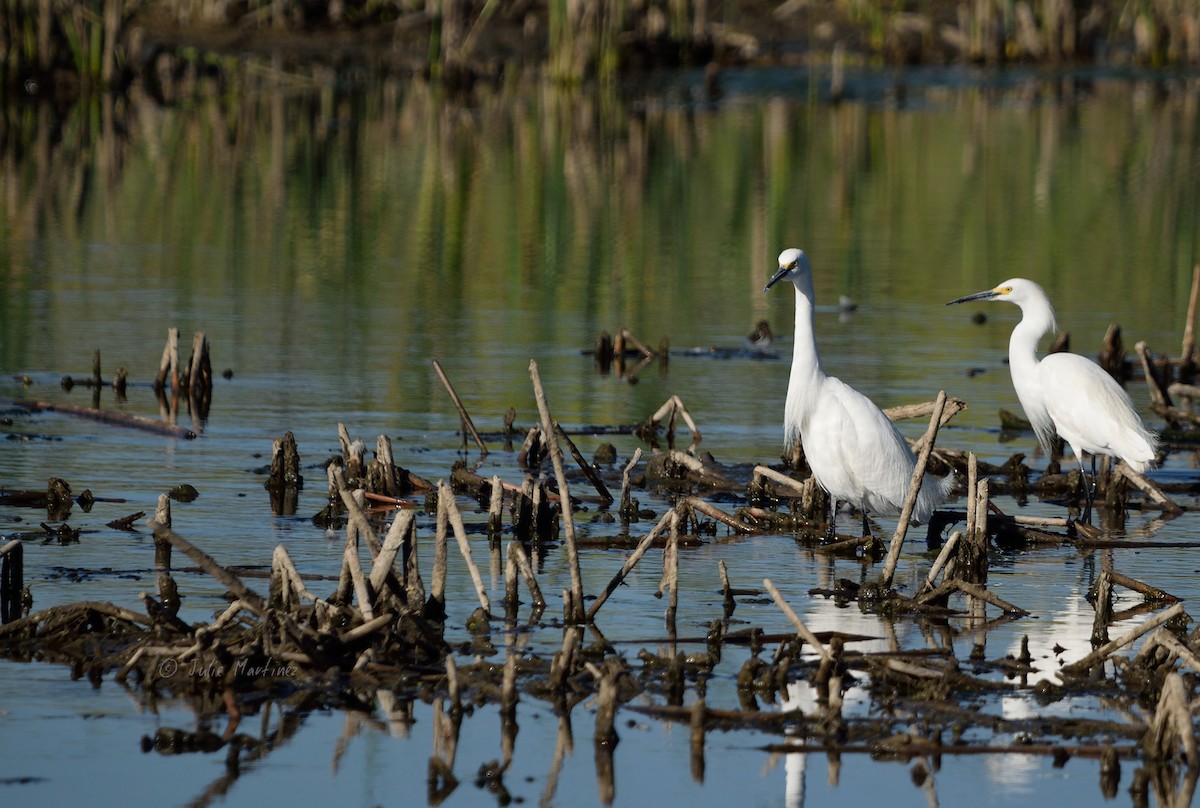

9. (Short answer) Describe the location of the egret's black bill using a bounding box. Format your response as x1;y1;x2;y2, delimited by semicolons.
764;265;791;293
947;289;998;306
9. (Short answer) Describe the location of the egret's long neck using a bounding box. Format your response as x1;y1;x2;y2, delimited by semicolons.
785;276;825;438
1008;295;1056;372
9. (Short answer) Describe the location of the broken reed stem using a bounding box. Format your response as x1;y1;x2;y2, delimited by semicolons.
272;545;316;604
1144;672;1198;766
1182;265;1200;365
618;328;657;358
554;422;613;504
920;530;960;595
683;496;753;533
1135;340;1171;408
334;467;382;556
1139;628;1200;673
952;579;1027;615
586;509;677;622
620;447;643;514
880;390;948;589
1;539;24;624
1062;602;1187;675
431;486;449;613
155;327;179;393
762;578;832;663
368;511;413;596
507;540;546;609
660;515;680;632
149;522;267;615
1107;569;1181;602
1113;462;1182;515
432;359;487;456
529;360;585;622
752;465;807;496
440;482;491;615
488;475;504;538
504;544;519;612
343;541;375;621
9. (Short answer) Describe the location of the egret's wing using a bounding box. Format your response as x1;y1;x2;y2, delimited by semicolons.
806;377;918;514
1040;353;1156;467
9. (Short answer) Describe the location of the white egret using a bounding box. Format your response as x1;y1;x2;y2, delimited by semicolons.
765;248;953;539
948;278;1157;523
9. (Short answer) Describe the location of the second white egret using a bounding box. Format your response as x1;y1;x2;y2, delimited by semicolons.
948;278;1157;523
765;248;953;539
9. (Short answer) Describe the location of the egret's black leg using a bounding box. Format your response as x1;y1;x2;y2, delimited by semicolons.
860;512;871;539
1080;455;1097;524
825;497;838;541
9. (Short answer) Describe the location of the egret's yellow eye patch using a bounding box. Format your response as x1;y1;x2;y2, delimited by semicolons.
997;285;1012;295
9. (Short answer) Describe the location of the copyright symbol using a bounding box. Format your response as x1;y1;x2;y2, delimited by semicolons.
158;658;179;678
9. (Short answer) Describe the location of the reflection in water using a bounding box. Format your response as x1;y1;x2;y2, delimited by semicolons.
3;69;1200;808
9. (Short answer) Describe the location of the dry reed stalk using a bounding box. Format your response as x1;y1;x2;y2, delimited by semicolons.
920;530;960;596
368;511;413;597
752;465;807;496
1;539;24;624
488;474;504;538
272;544;316;605
1113;462;1182;514
440;481;491;614
504;542;519;612
431;490;449;614
334;467;382;556
1143;672;1198;766
11;398;197;439
507;540;545;609
682;496;754;533
432;359;487;456
660;516;680;631
1106;569;1182;603
373;434;399;495
1062;602;1187;675
155;327;179;393
1137;628;1200;674
1135;340;1172;408
880;390;948;588
343;542;375;621
1182;265;1200;365
620;447;643;516
1091;569;1114;645
149;522;267;614
689;697;706;781
554;422;613;504
529;360;584;622
762;578;832;663
948;580;1027;615
646;395;702;450
586;509;676;621
965;453;978;545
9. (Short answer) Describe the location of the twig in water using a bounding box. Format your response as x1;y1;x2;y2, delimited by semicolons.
433;359;487;455
880;390;948;589
440;481;491;615
529;360;584;622
586;509;677;622
762;578;832;663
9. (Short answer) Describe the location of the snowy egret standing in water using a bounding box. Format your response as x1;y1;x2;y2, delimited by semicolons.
765;248;953;539
948;278;1157;523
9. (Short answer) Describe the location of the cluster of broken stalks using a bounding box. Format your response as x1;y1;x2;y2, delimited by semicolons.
5;278;1200;806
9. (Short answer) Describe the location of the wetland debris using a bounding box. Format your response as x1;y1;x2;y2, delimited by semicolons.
4;344;1200;806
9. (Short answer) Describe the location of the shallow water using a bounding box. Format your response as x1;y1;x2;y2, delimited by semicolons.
2;66;1200;806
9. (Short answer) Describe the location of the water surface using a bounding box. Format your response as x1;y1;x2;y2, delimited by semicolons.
2;66;1199;807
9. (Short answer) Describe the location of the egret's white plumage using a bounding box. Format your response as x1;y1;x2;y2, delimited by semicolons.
765;248;952;535
948;278;1157;521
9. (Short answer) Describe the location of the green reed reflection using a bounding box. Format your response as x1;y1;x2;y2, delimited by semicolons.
1;74;1197;404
